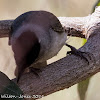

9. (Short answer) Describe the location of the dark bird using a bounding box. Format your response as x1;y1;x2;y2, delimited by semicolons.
9;11;67;82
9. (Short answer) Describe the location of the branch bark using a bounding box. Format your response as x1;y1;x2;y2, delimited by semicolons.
1;7;100;100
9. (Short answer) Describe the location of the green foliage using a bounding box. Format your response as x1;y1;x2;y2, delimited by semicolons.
82;39;87;45
78;78;90;100
0;71;23;100
93;0;100;12
78;38;89;100
95;0;100;6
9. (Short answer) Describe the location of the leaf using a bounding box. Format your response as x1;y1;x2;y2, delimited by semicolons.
0;71;23;100
77;39;89;100
82;39;87;45
92;0;100;12
78;78;90;100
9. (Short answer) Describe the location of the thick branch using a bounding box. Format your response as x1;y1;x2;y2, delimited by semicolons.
0;14;93;38
1;7;100;100
0;20;13;37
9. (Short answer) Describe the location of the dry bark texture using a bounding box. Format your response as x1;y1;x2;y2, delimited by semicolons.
0;7;100;100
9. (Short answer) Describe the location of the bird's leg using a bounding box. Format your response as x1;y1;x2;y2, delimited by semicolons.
29;67;41;77
29;61;47;77
65;43;94;64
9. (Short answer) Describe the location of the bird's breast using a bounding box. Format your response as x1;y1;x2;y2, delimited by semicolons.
35;28;67;63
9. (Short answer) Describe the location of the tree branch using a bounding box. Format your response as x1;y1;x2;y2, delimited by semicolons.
1;7;100;100
0;15;89;38
0;20;13;37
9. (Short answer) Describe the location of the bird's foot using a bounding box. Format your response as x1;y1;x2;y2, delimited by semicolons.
65;43;94;64
29;67;41;77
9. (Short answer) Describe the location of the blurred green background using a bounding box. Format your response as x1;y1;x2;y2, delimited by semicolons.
0;0;99;100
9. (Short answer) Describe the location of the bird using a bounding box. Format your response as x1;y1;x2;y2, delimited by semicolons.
9;11;67;82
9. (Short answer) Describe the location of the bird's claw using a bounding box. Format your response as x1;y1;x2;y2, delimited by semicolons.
65;43;95;64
